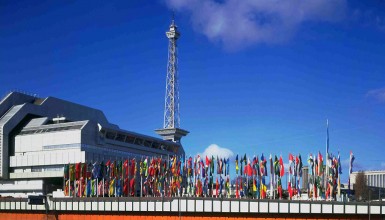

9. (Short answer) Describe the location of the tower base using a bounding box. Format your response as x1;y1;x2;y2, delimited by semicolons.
155;128;189;143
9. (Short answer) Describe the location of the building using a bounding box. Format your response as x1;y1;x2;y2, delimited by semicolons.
350;170;385;189
0;92;185;197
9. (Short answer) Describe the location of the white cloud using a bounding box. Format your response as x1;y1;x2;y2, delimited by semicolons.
366;87;385;102
198;144;234;159
165;0;347;50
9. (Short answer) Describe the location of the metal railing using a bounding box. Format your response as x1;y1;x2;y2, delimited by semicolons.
1;197;384;216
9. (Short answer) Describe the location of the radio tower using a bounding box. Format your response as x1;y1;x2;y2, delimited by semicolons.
155;15;189;143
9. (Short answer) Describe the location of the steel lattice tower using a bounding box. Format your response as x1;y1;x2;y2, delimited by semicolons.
155;18;188;143
164;19;180;129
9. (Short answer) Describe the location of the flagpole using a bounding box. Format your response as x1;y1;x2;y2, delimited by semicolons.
325;119;329;197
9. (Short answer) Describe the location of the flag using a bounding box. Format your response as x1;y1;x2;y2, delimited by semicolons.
274;155;280;176
255;156;260;176
98;180;103;196
86;178;91;197
260;154;267;176
64;180;70;196
318;152;323;176
277;178;282;199
92;162;99;179
205;156;210;168
116;178;122;197
269;154;273;175
123;177;129;196
349;151;355;174
219;175;223;194
123;159;129;176
279;156;285;177
235;154;239;175
105;160;111;178
226;158;230;176
109;178;115;196
64;164;69;179
217;156;220;174
215;177;219;197
129;178;135;196
297;154;303;177
117;160;122;177
130;159;136;176
289;153;294;175
75;162;81;179
338;152;342;174
223;158;227;175
110;161;115;178
69;164;75;181
244;159;252;176
307;154;314;176
91;179;96;196
210;155;215;175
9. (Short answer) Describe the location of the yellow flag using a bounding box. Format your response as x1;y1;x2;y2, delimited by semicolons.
109;179;115;196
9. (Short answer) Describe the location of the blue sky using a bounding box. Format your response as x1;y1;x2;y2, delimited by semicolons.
1;0;385;182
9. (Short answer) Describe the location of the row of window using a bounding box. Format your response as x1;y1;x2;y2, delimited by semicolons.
367;174;385;188
102;130;178;154
19;124;83;135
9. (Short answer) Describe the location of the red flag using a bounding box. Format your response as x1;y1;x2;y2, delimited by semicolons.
123;159;129;176
215;177;219;197
288;182;292;199
75;162;81;179
130;178;135;196
279;156;285;177
205;155;210;167
289;153;294;163
123;177;129;196
130;159;136;176
244;163;252;177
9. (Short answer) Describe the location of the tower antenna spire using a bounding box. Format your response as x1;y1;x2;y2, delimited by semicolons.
156;14;189;144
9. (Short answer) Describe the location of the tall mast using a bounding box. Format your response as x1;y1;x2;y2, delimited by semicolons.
164;16;180;129
156;16;188;144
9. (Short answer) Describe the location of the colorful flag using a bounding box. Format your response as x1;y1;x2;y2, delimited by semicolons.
109;178;115;196
226;158;230;176
105;160;111;178
117;160;122;177
86;178;91;197
98;180;103;196
274;155;280;176
235;154;239;175
123;159;129;176
92;162;99;179
349;151;355;174
69;164;75;181
91;179;96;196
75;162;81;179
63;164;69;179
279;156;285;177
110;161;115;178
318;152;323;176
